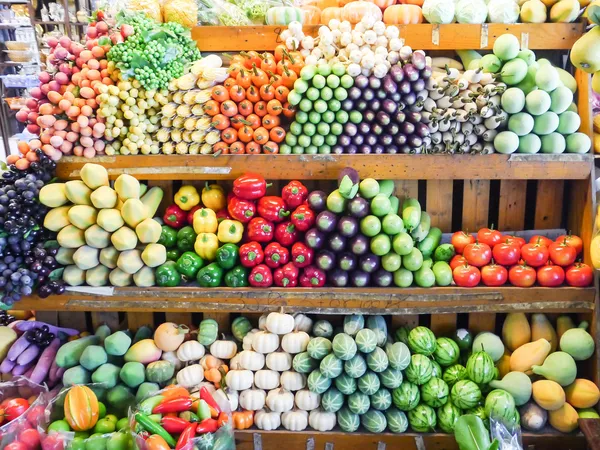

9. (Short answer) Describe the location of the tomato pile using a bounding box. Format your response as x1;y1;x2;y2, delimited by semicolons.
449;229;592;288
0;396;45;450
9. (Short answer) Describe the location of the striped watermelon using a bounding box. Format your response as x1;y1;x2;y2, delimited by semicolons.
320;354;343;379
386;407;408;433
361;409;387;433
307;369;332;394
405;354;433;386
348;391;370;415
386;342;411;370
431;360;442;378
335;373;357;395
437;401;462;433
344;315;364;336
379;367;403;389
366;316;388;346
421;377;449;408
408;404;437;432
450;380;482;409
358;371;381;395
332;333;357;361
337;407;360;432
313;320;333;338
467;405;489;429
307;337;332;360
394;326;412;345
433;337;460;367
392;382;420;411
366;347;389;373
344;354;367;379
466;351;495;385
442;364;468;387
408;327;437;356
321;387;344;413
370;388;392;411
355;328;378;354
293;352;318;374
484;389;516;425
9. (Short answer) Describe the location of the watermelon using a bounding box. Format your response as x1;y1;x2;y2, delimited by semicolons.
366;347;389;373
307;337;332;360
361;409;387;433
337;407;360;432
431;360;442;378
348;391;370;415
313;320;333;338
358;371;380;395
386;342;411;370
344;315;364;336
450;380;481;409
332;333;357;361
405;354;433;386
321;387;344;413
307;369;332;394
452;328;472;352
385;407;408;433
466;351;495;385
293;352;318;374
408;327;437;356
320;354;343;379
366;316;388;346
437;401;462;433
335;373;357;395
421;377;449;408
484;389;516;425
466;405;489;429
370;388;392;411
355;328;378;354
344;354;367;379
408;404;436;432
231;316;253;342
433;337;460;367
379;367;403;389
442;364;467;387
392;382;420;411
394;326;412;345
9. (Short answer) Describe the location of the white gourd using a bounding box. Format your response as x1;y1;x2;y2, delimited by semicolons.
254;370;281;390
282;409;308;431
239;388;266;411
293;314;313;333
259;314;268;331
266;351;292;371
243;329;259;351
255;409;281;431
280;371;306;391
162;351;183;370
176;341;205;362
197;382;216;394
237;350;265;371
281;331;310;354
176;364;204;387
266;312;296;335
210;339;237;360
225;369;254;391
252;331;280;354
267;388;295;413
229;353;240;370
309;409;337;432
295;389;321;411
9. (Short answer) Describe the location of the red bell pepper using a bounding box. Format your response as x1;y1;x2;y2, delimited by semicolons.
249;264;273;287
300;265;326;287
247;217;275;243
163;205;187;229
239;241;265;267
187;205;202;226
199;387;221;415
291;242;314;268
275;221;299;247
282;181;308;209
161;416;191;434
153;397;193;414
216;208;230;222
291;205;315;232
196;418;219;434
228;196;256;223
274;262;299;287
264;242;289;269
233;173;270;200
175;423;197;450
258;196;290;223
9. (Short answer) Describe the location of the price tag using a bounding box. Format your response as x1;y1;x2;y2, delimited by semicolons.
480;24;488;49
306;437;315;450
253;433;263;450
325;443;334;450
377;442;387;450
521;32;529;50
432;25;440;46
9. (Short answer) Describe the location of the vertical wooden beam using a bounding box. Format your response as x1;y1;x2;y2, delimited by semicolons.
468;313;497;334
462;180;491;231
394;180;419;200
568;179;595;267
58;312;87;332
426;180;453;232
127;312;155;330
91;312;120;331
165;313;193;325
498;181;527;232
534;181;564;230
430;314;458;337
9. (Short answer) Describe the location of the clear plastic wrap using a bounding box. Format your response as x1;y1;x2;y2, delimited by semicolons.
198;0;252;26
490;417;523;450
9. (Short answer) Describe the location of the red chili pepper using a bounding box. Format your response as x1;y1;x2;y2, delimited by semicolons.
153;397;193;414
249;264;273;287
291;204;315;232
239;241;265;268
282;181;308;209
216;208;231;223
161;416;191;434
163;204;187;229
247;217;275;243
274;262;299;287
187;205;202;226
258;196;290;223
196;418;219;434
175;423;197;450
275;221;299;247
291;242;314;268
199;387;221;415
228;196;256;223
299;265;326;287
264;242;290;269
233;173;270;200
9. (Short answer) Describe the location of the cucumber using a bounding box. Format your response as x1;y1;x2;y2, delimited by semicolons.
411;212;431;242
417;227;442;258
62;365;91;387
104;331;132;356
402;198;421;231
55;335;101;368
133;326;154;344
92;363;122;389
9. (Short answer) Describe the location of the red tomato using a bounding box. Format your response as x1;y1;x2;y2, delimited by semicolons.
529;235;553;248
453;264;481;287
481;263;508;287
2;398;29;422
537;264;565;287
504;235;526;248
463;242;492;267
26;404;45;427
18;428;40;449
548;240;577;267
451;231;475;254
508;264;537;287
450;255;467;271
5;443;28;450
556;235;583;255
565;263;593;287
40;434;66;450
492;241;521;266
520;242;550;267
477;227;503;248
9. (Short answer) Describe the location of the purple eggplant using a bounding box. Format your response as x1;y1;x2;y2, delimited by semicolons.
391;92;402;103
382;99;397;115
369;76;381;90
394;111;406;123
376;112;391;126
350;270;370;287
305;228;325;250
365;134;378;147
382;75;398;94
387;123;400;135
344;123;358;137
359;253;380;274
348;86;362;100
348;197;369;218
421;66;433;79
373;269;393;287
390;65;405;84
356;100;368;111
408;135;423;148
338;216;359;238
415;90;428;103
316;250;336;271
415;123;431;138
412;78;426;92
308;190;327;211
394;133;408;146
363;88;375;101
342;99;354;111
399;80;412;95
404;91;417;106
347;145;358;154
409;103;424;113
358;122;371;135
400;144;413;154
387;145;399;154
353;134;364;146
349;233;369;255
364;110;376;123
359;145;372;154
370;99;381;111
373;144;385;154
372;123;384;136
402;122;415;135
403;64;420;82
379;134;393;146
316;211;338;233
339;134;352;146
376;90;387;100
411;51;426;70
406;111;422;123
328;232;347;253
332;145;344;154
329;269;349;287
355;75;369;89
338;167;359;193
338;252;357;271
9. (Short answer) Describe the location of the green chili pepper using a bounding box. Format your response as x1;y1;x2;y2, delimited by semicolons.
176;251;204;278
197;399;211;421
179;411;200;423
196;263;224;287
224;265;249;287
215;243;239;270
135;413;177;447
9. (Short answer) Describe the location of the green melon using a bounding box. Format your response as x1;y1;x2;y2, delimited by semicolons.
367;347;389;373
451;328;472;352
421;377;450;408
344;354;367;379
385;407;408;433
355;328;378;354
231;316;253;342
358;371;381;396
198;319;218;346
293;352;318;373
332;333;357;361
386;342;411;370
466;351;495;385
408;327;437;356
344;315;364;337
392;382;420;411
335;373;357;395
362;409;387;433
437;401;462;433
307;369;332;394
321;387;344;413
379;367;403;389
337;407;360;432
408;404;437;432
348;391;370;415
313;320;334;338
367;316;388;346
370;388;392;411
433;337;460;367
405;354;433;386
451;380;482;409
472;332;505;362
394;326;412;345
307;337;332;360
442;364;468;387
320;353;343;379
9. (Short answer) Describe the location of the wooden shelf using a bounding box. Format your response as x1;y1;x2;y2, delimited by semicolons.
191;23;585;52
55;154;593;181
17;286;596;314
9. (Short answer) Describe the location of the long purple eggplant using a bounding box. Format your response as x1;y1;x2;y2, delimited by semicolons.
12;360;35;376
48;357;60;383
0;358;16;374
16;321;79;336
30;338;61;384
17;344;41;366
7;334;31;362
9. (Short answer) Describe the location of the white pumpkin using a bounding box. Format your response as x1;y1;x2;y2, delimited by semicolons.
266;312;295;334
295;389;321;411
254;370;281;390
176;364;204;388
266;388;295;413
259;314;268;330
196;382;216;394
282;409;308;431
161;351;183;370
255;408;281;431
213;388;238;412
243;328;260;351
210;339;238;360
239;388;266;411
252;331;280;354
176;341;205;362
225;369;254;391
294;313;313;333
280;371;306;391
281;331;310;354
237;350;265;371
266;351;292;371
309;408;336;432
229;353;241;370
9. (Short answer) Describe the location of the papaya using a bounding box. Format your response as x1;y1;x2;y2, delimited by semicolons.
86;265;110;287
565;379;600;408
571;26;600;74
141;243;167;268
556;316;575;340
489;371;532;406
80;163;109;190
520;0;548;23
503;313;531;351
531;314;558;352
496;350;512;378
111;227;138;252
65;180;92;206
56;247;76;266
73;245;100;271
548;402;579;432
549;0;581;23
532;380;566;411
560;326;595;361
117;249;144;275
114;174;141;200
136;218;162;244
39;183;68;207
121;199;148;228
109;268;133;287
100;246;119;269
134;266;156;287
532;351;577;386
97;209;124;233
510;339;551;373
85;224;111;249
68;205;98;230
63;265;86;286
44;206;71;232
91;185;118;209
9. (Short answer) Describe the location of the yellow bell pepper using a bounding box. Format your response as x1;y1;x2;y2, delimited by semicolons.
193;208;218;234
174;185;200;211
217;219;244;244
202;183;226;211
195;233;219;261
591;234;600;270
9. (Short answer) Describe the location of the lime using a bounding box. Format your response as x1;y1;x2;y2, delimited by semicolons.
309;111;322;124
303;122;316;136
295;110;308;124
298;134;311;148
312;134;325;146
322;110;335;123
299;98;313;112
336;110;349;124
313;99;328;114
306;87;320;101
320;86;333;101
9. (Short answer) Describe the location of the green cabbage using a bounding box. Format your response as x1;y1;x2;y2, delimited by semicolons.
455;0;488;23
423;0;456;24
487;0;520;23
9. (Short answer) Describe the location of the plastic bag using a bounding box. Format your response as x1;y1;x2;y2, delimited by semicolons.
490;416;523;450
231;0;286;24
197;0;252;26
96;0;164;22
163;0;198;27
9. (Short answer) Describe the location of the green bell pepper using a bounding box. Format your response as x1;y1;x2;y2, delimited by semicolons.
177;226;197;252
215;243;239;270
197;263;224;287
176;251;205;278
155;261;181;287
158;225;178;248
166;248;181;261
224;265;249;287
